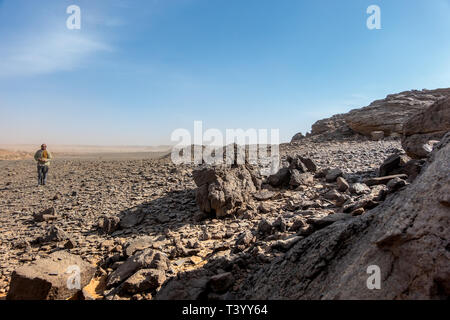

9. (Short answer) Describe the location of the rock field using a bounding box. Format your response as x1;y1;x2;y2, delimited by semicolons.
0;88;449;300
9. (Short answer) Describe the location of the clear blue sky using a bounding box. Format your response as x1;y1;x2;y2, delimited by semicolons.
0;0;449;146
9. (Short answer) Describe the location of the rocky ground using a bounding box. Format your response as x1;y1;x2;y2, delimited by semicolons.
0;137;405;299
1;88;448;300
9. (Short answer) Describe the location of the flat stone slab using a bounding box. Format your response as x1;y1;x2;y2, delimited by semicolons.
253;190;279;201
119;208;145;228
124;236;153;257
7;251;96;300
365;174;408;186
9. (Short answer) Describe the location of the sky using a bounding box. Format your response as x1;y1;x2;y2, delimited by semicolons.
0;0;449;146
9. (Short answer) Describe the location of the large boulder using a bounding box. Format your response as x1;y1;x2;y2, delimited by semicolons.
239;132;450;299
193;164;261;218
402;97;450;159
7;251;96;300
344;88;450;136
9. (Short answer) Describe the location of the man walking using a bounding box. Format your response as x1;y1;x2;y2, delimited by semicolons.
34;144;52;186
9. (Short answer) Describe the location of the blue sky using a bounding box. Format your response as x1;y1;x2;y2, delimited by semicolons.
0;0;449;146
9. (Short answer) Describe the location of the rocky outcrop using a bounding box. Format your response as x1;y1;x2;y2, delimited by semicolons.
293;88;449;141
344;88;450;137
239;133;450;299
402;97;450;159
311;114;348;136
1;95;447;301
7;251;96;300
267;155;317;188
193;164;261;218
290;132;305;142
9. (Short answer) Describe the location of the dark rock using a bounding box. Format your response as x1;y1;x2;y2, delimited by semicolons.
289;217;306;231
63;239;76;249
287;156;308;172
386;177;407;193
379;154;411;177
209;272;234;293
99;216;120;234
268;167;290;187
155;271;210;300
336;177;349;192
325;169;343;183
34;226;69;244
289;170;314;187
272;216;287;232
257;219;273;235
119;208;145;229
300;157;317;173
323;189;348;206
107;249;169;289
11;239;31;250
402;159;425;182
402;97;450;158
193;164;260;218
121;269;166;294
314;169;328;179
287;155;317;173
235;230;254;247
33;207;57;222
258;202;271;214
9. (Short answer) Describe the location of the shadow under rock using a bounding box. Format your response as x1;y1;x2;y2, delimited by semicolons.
91;187;209;240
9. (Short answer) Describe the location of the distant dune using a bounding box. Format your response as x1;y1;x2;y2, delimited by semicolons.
0;144;172;153
0;145;173;161
0;149;34;160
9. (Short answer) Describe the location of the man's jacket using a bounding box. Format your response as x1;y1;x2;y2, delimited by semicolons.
34;149;53;166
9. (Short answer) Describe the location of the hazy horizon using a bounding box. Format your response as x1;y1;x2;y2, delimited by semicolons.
1;0;449;146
